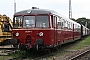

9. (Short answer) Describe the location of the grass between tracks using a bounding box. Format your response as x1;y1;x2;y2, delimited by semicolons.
48;36;90;60
67;36;90;50
0;56;12;60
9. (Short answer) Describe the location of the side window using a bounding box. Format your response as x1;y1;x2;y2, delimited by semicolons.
57;16;61;29
71;23;73;30
51;15;53;28
75;25;80;32
68;22;70;30
74;24;77;31
67;21;70;30
50;16;52;28
53;16;56;28
64;20;68;30
62;19;64;29
67;21;69;29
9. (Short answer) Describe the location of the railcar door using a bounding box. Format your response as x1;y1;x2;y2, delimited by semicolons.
53;16;57;46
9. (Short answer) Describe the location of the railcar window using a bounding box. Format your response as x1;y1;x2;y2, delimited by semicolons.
75;25;81;32
23;16;35;28
71;23;73;30
57;17;61;29
53;16;56;28
36;16;49;28
68;22;70;30
64;20;68;30
14;16;22;28
62;19;64;29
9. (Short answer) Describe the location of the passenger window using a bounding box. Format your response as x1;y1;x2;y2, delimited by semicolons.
57;17;61;29
64;20;68;30
71;23;73;30
53;16;56;28
62;19;64;29
68;22;70;30
50;15;53;28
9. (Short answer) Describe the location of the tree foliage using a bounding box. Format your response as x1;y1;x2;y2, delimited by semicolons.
71;17;90;29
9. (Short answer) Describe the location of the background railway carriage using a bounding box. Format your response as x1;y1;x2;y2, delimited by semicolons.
12;7;82;50
81;25;90;38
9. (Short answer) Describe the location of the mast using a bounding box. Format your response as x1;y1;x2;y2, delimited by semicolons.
14;0;16;13
69;0;72;19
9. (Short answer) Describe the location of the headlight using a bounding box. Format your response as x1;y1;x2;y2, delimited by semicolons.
15;32;19;36
39;32;43;36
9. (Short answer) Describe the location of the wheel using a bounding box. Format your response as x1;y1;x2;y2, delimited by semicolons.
17;44;26;50
13;44;18;48
11;38;18;45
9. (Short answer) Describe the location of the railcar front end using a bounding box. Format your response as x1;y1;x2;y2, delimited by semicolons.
12;14;55;50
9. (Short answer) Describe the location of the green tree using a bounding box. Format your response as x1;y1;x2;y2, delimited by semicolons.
76;17;90;29
71;18;76;21
71;17;90;29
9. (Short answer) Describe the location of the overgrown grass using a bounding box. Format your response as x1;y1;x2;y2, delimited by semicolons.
0;50;35;60
68;36;90;50
10;50;36;59
10;50;49;59
79;36;90;45
0;56;12;60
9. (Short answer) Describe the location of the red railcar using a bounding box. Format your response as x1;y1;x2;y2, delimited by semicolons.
12;7;81;50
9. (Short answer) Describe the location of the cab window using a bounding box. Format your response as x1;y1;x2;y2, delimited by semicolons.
14;16;22;28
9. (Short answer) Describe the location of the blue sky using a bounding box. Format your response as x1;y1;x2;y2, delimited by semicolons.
0;0;90;20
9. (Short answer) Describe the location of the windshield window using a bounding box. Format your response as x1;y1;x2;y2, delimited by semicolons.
36;16;49;28
23;16;35;28
14;15;49;28
14;16;22;28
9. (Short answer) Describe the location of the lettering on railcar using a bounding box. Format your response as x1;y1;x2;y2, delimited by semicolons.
25;31;32;33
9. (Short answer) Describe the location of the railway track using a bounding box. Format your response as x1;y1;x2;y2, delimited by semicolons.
0;45;21;60
0;45;15;49
69;47;90;60
34;53;50;60
33;50;52;60
0;45;17;56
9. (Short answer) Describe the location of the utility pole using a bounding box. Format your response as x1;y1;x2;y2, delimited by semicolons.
14;0;16;13
69;0;72;19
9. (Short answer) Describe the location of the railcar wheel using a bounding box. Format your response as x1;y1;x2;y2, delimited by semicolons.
13;44;18;48
11;38;18;45
19;44;26;50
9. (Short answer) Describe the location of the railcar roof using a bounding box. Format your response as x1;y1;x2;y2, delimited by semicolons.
14;9;57;15
14;8;81;26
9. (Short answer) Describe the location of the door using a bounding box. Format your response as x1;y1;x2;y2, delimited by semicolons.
53;16;57;46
